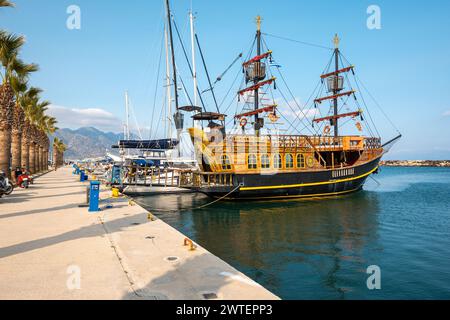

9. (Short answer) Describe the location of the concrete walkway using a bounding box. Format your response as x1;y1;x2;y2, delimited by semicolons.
0;167;278;300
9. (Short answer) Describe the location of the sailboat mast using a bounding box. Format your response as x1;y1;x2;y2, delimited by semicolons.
333;34;340;138
164;21;172;139
190;11;198;107
254;16;262;136
125;91;130;140
165;0;179;112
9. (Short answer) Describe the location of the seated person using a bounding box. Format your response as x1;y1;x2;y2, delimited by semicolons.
14;167;23;180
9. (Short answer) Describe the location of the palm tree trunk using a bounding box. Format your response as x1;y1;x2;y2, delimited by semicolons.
53;147;58;169
29;142;36;174
34;143;39;172
11;104;25;181
44;149;48;171
37;145;42;172
0;83;14;179
11;129;21;181
21;138;29;171
40;148;44;172
0;131;11;177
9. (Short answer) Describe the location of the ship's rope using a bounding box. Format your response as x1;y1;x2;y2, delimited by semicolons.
149;31;165;140
272;66;319;136
262;32;334;51
338;54;379;138
262;36;323;135
131;183;243;214
172;18;209;113
340;53;401;136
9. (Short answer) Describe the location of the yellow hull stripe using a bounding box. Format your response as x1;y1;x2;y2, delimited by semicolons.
239;166;379;191
224;187;360;201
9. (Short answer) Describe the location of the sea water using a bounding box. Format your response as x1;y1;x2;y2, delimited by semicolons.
135;167;450;299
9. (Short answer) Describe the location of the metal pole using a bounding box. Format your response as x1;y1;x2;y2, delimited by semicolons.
165;0;179;112
164;21;172;140
190;11;198;107
125;91;130;141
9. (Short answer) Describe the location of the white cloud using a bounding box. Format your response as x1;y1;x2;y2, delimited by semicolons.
47;105;122;132
277;97;318;120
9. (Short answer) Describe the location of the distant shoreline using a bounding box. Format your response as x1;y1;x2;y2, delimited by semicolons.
380;160;450;167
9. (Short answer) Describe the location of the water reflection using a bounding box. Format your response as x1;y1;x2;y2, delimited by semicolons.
136;191;381;299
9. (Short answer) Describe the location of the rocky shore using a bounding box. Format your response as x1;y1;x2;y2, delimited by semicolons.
380;160;450;167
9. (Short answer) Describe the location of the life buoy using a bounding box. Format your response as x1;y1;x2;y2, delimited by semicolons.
240;118;248;127
323;125;331;135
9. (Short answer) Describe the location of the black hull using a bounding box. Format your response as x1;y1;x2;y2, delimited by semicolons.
195;156;381;200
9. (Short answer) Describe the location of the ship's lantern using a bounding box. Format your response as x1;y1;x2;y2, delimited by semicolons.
245;62;266;83
255;118;264;130
326;75;344;92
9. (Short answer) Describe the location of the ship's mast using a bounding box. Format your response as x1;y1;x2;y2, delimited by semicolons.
165;0;183;157
125;91;130;156
125;91;130;141
165;0;179;112
190;10;198;108
164;22;172;140
333;34;340;138
254;15;262;137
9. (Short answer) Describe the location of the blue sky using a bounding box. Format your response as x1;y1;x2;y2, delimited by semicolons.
1;0;450;160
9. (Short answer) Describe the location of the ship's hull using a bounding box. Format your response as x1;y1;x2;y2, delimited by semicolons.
194;156;381;200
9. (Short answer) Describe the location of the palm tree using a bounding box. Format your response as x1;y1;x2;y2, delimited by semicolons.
2;2;59;176
10;60;38;179
25;98;48;173
53;137;66;169
21;87;41;172
42;116;57;171
0;30;25;178
0;0;15;8
33;100;51;172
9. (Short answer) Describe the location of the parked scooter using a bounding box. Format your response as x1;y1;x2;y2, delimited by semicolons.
17;172;32;189
14;167;33;188
0;170;14;197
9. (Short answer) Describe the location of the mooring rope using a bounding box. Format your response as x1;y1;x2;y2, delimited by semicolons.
132;183;243;214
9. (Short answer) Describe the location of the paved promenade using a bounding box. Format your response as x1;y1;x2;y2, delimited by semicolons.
0;167;278;300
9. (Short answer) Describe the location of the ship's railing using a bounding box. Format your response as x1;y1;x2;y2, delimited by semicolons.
116;164;197;188
192;172;234;188
221;134;346;152
112;164;236;189
364;137;382;149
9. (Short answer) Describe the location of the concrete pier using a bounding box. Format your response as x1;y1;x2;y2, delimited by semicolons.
0;167;278;300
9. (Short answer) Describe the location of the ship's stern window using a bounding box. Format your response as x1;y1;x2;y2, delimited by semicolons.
222;155;232;170
274;154;282;169
297;154;305;168
248;154;257;169
261;154;270;169
285;154;294;168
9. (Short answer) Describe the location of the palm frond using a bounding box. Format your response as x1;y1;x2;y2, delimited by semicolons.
0;32;25;80
0;0;15;8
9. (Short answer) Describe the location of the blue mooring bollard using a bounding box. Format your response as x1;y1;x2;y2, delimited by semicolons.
89;181;100;212
80;170;85;182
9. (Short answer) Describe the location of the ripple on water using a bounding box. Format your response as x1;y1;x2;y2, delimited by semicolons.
136;167;450;299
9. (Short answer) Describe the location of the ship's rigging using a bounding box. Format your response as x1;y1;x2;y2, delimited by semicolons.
146;6;400;160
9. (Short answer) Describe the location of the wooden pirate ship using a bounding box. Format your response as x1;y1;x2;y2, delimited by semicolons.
187;16;401;200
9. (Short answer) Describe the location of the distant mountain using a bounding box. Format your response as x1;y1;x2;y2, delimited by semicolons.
51;127;124;160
